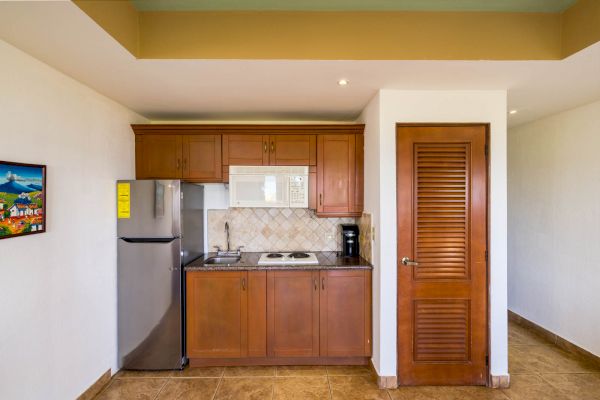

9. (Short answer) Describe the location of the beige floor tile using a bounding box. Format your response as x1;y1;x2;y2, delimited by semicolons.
510;344;600;373
96;378;167;400
326;365;372;376
173;366;224;378
273;376;330;400
508;323;550;346
214;377;275;400
501;374;568;400
540;373;600;400
223;366;277;377
389;386;509;400
156;378;219;400
329;375;390;400
114;370;175;378
276;365;328;376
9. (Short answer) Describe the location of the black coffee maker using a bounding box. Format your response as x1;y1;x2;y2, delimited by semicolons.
341;224;360;257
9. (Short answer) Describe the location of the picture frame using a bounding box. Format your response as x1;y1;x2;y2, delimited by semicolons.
0;161;47;240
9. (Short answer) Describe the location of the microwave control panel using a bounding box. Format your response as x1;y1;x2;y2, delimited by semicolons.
289;175;308;208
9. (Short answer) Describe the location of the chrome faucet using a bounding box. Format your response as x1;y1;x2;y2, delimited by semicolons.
214;222;243;256
225;222;230;252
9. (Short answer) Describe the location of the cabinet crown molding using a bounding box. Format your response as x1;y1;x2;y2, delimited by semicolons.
132;124;365;135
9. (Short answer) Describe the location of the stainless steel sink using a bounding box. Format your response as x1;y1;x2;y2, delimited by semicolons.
203;256;241;265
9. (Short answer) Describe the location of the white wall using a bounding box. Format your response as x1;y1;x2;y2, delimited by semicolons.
508;100;600;357
0;40;145;399
360;90;509;379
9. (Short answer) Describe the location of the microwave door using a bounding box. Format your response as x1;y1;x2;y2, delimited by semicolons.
230;174;289;208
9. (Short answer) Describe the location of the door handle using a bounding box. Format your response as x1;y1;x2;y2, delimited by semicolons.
401;257;419;267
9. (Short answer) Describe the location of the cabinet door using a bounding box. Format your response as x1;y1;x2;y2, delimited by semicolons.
223;134;269;166
269;135;316;165
136;134;182;178
319;270;371;357
247;271;267;357
186;271;247;358
267;271;319;357
354;134;364;213
316;134;356;215
183;135;222;182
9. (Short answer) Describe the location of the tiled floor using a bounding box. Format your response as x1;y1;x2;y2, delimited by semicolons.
95;322;600;399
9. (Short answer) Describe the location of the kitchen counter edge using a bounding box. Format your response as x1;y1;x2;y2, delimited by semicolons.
185;251;373;271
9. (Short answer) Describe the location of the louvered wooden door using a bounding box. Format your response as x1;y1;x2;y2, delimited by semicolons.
397;124;488;386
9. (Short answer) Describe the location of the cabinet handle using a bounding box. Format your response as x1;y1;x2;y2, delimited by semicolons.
319;193;323;206
322;277;325;290
242;277;246;291
271;142;275;152
182;158;187;170
264;142;267;153
314;278;318;291
176;159;181;170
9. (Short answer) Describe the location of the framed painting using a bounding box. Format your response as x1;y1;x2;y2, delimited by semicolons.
0;161;46;239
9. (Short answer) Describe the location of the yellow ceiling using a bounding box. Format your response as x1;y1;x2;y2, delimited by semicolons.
73;0;600;60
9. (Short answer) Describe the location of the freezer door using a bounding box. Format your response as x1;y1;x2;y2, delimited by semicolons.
118;238;183;370
117;180;181;239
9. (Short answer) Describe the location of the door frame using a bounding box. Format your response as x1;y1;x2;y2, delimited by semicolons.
395;123;491;386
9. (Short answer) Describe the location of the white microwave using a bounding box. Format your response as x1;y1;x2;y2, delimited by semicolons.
229;166;309;208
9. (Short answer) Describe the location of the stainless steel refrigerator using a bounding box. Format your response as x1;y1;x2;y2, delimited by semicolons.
117;180;204;370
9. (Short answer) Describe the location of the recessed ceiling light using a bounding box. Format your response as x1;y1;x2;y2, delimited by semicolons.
337;79;349;86
509;109;518;115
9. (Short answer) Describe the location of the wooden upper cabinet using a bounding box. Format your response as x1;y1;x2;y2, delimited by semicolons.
183;135;222;182
223;134;269;166
136;134;182;179
319;270;371;357
269;135;316;166
316;134;359;216
267;271;320;357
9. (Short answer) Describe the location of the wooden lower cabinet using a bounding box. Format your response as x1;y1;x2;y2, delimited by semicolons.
186;271;266;358
267;270;320;357
320;270;372;357
186;269;371;364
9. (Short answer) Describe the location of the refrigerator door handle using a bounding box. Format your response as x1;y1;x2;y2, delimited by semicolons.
121;237;178;244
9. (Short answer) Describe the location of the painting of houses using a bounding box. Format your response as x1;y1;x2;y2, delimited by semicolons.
0;161;46;239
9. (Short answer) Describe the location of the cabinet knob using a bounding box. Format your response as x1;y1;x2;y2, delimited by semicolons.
271;142;275;152
264;142;268;153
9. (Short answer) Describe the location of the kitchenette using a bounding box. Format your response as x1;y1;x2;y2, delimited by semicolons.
117;124;373;372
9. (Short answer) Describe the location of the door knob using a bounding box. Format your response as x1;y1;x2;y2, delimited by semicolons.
401;257;419;267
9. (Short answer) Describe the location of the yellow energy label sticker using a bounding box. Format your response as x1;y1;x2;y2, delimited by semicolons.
117;182;131;219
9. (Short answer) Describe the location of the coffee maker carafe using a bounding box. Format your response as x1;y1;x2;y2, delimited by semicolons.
341;224;360;257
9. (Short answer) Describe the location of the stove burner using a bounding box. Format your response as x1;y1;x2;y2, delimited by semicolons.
288;252;310;259
267;253;284;258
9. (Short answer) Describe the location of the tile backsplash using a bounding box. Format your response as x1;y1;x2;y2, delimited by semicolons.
207;208;356;252
358;212;373;263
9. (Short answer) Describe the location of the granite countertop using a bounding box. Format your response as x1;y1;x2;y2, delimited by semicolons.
185;252;373;271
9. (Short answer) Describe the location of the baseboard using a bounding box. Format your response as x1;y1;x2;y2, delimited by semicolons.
490;374;510;389
369;359;397;389
508;310;600;368
76;369;111;400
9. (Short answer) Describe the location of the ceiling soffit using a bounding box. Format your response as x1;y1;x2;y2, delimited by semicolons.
73;0;600;61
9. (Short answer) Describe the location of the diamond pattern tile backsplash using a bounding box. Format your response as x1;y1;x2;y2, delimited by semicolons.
208;208;357;252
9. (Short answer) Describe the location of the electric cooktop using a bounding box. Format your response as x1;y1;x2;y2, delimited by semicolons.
257;252;319;265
